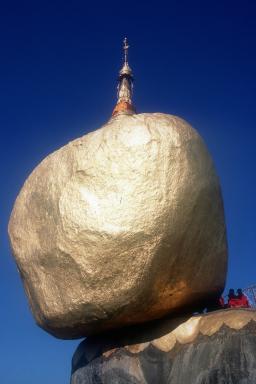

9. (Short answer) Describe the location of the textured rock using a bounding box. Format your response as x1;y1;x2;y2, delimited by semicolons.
8;113;227;338
71;309;256;384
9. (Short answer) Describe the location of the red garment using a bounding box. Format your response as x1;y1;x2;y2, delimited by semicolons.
239;294;250;308
228;295;250;308
228;298;240;308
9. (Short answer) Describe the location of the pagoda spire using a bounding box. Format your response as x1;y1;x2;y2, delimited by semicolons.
112;38;136;117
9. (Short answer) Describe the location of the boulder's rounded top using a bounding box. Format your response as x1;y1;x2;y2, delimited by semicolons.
108;112;194;131
97;112;198;148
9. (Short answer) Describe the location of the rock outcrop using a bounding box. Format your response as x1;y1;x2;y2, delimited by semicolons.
8;113;227;338
71;309;256;384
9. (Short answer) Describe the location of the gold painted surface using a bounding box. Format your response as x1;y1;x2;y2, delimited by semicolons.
174;316;201;344
125;342;150;354
8;113;227;339
151;309;256;352
199;308;256;335
152;332;176;352
78;309;256;360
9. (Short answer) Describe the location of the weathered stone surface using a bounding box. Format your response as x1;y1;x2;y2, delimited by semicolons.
71;309;256;384
8;113;227;338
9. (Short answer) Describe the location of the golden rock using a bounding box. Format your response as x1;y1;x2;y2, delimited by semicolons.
8;113;228;339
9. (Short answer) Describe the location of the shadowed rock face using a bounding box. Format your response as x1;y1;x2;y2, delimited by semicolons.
8;113;227;339
71;309;256;384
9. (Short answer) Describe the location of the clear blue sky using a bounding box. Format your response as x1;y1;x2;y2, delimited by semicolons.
1;0;256;383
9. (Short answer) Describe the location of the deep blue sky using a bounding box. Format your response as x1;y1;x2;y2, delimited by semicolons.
1;0;256;383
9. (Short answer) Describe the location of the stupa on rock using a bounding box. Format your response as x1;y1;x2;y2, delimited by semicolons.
9;38;227;339
112;37;136;116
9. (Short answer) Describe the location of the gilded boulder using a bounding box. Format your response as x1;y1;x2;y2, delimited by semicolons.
8;113;228;339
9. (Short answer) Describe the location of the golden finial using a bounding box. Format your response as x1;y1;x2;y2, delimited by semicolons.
123;37;129;64
112;38;136;117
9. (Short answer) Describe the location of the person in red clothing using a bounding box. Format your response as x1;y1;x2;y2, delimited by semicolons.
236;288;250;308
227;288;238;308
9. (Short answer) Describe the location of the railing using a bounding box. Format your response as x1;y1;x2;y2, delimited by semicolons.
242;285;256;308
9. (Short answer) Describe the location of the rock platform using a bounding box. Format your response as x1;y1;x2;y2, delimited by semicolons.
71;309;256;384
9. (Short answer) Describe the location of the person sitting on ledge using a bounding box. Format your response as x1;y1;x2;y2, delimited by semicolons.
227;288;237;308
205;289;250;312
227;288;250;308
236;288;250;308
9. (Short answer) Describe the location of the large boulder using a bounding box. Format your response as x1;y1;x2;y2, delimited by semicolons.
8;113;227;338
71;309;256;384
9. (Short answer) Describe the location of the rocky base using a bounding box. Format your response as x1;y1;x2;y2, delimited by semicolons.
71;309;256;384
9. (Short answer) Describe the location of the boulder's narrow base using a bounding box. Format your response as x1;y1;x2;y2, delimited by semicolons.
71;309;256;384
